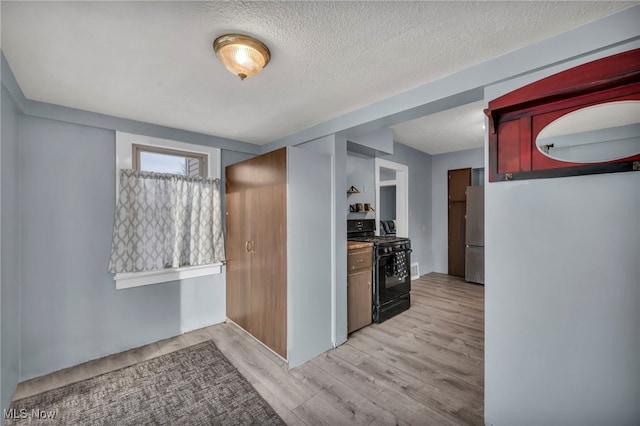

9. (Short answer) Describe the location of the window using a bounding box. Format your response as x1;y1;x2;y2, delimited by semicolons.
113;132;222;289
133;144;207;177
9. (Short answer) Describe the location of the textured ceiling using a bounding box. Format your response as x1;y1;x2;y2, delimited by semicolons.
392;100;486;155
1;1;635;151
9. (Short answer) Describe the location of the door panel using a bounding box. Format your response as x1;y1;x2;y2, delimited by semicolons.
225;161;253;329
225;148;287;359
348;270;372;333
251;178;287;359
449;168;471;201
448;202;467;277
448;168;471;277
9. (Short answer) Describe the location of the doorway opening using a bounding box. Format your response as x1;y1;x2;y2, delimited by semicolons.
374;158;408;238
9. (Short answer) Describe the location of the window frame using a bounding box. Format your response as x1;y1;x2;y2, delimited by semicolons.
114;131;222;290
132;143;208;177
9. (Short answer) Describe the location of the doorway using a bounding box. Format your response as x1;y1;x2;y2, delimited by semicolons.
374;158;408;238
448;168;471;277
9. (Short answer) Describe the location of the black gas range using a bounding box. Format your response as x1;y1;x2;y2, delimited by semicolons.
347;220;412;323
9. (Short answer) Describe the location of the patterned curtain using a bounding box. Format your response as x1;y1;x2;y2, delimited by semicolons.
109;169;225;274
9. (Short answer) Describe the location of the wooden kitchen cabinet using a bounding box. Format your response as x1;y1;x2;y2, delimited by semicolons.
226;148;287;357
347;247;372;272
226;147;333;367
347;246;373;333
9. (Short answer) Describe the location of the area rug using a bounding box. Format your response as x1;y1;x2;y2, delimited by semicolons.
6;341;285;425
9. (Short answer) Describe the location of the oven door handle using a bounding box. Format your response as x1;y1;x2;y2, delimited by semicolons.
378;248;412;258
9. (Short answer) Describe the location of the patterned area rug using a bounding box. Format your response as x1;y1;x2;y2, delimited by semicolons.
7;341;285;425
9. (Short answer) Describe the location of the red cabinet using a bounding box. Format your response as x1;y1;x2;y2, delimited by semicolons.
485;48;640;182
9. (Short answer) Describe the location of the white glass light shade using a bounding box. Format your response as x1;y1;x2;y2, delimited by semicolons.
213;34;270;80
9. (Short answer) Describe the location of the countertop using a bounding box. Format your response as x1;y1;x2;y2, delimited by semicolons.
348;241;374;250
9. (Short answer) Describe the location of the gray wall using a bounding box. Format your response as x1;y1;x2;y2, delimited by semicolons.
346;152;376;220
347;128;394;155
379;186;396;223
15;113;256;381
299;135;349;348
380;142;433;275
484;42;640;425
287;147;333;366
1;82;22;414
430;148;484;273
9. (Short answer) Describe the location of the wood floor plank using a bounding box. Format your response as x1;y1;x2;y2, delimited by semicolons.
290;362;399;425
328;340;371;366
348;328;484;390
356;355;483;425
398;310;484;346
362;326;484;383
292;393;358;426
310;352;458;426
383;318;484;360
207;324;316;411
370;317;483;360
407;300;484;333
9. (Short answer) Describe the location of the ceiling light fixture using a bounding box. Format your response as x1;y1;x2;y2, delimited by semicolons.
213;33;271;80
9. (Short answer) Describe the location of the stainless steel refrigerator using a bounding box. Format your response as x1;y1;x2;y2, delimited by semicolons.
465;185;484;284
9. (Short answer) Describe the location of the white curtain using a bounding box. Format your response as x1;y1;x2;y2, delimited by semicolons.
109;169;225;274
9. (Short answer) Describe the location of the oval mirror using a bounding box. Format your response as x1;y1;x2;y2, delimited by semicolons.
536;100;640;163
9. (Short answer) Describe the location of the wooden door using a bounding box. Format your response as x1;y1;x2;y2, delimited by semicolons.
225;148;288;359
448;168;471;277
347;246;373;333
250;148;287;359
225;159;254;330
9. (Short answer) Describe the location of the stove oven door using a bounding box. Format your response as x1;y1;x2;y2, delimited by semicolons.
376;248;411;306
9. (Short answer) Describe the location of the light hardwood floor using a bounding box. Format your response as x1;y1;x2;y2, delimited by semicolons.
14;272;484;425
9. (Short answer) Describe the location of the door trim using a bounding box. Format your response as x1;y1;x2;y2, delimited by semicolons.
374;158;409;238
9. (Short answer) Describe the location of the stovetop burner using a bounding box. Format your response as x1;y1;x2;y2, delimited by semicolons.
347;219;411;247
348;235;410;245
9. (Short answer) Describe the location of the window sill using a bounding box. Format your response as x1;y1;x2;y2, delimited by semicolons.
114;263;223;289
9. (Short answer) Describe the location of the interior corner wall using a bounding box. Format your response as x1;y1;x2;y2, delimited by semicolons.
287;147;333;366
484;42;640;425
1;83;22;415
298;134;348;347
430;148;484;274
334;136;348;345
347;128;394;155
17;113;235;381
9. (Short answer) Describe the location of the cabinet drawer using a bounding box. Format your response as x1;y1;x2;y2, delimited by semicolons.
348;248;372;272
